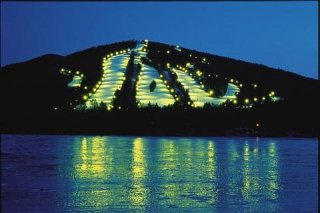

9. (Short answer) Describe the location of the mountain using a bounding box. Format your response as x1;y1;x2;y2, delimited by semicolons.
0;40;318;136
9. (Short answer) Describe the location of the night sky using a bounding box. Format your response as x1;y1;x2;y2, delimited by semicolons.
1;2;318;79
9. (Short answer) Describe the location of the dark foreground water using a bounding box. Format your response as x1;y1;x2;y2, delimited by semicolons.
1;135;318;212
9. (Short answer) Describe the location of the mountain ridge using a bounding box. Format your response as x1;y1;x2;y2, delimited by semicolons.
1;40;318;136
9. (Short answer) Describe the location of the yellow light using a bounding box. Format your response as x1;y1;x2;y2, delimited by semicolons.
269;91;275;97
176;97;180;101
245;98;250;104
89;93;92;96
84;86;88;90
190;54;192;57
118;106;121;110
80;74;84;77
233;100;238;104
230;79;234;83
83;95;88;100
262;96;266;100
256;123;260;127
170;89;174;93
188;101;191;105
209;90;214;95
254;97;258;102
93;88;97;92
160;74;163;78
167;50;170;54
201;85;204;88
166;63;170;67
116;51;119;54
254;84;258;88
203;58;206;61
240;84;243;87
76;71;80;75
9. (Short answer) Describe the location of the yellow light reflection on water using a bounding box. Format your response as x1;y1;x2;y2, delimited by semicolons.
75;137;111;179
70;137;113;211
130;138;149;209
207;141;217;205
267;142;280;200
240;140;280;208
207;141;216;180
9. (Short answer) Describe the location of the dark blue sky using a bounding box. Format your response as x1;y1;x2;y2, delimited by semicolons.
1;2;318;79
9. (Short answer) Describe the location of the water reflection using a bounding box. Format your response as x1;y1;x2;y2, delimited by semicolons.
66;136;281;211
267;142;280;201
75;137;112;179
130;138;149;209
69;137;113;211
240;140;280;211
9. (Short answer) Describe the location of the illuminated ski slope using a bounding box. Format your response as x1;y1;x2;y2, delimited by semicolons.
68;75;82;88
86;54;129;107
209;83;240;105
136;64;175;107
173;68;239;107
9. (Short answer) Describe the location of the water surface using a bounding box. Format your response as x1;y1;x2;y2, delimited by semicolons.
1;135;318;212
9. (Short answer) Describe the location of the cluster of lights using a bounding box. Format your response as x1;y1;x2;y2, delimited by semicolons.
60;68;84;78
106;49;131;59
196;70;203;77
159;72;177;99
61;68;84;88
60;68;72;75
269;91;275;97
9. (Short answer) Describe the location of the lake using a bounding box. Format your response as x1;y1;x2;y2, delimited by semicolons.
1;135;318;212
